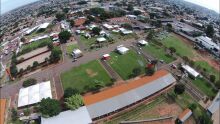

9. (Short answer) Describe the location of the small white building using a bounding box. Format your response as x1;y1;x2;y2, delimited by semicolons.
116;45;129;54
97;37;107;43
72;49;83;58
126;15;137;20
37;22;50;31
182;64;200;79
119;28;133;35
103;24;113;30
138;40;148;46
196;36;219;52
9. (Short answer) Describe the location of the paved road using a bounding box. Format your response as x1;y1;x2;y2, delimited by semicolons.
0;38;135;99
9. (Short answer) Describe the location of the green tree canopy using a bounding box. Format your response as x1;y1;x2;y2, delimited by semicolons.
39;98;61;117
65;94;84;110
23;78;37;88
59;30;71;43
92;27;101;35
56;13;66;22
50;47;62;62
174;84;185;95
205;24;214;38
64;88;80;99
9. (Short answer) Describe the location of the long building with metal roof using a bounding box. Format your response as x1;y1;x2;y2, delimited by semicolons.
83;70;176;119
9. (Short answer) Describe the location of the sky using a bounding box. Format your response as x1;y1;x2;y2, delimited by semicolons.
185;0;220;13
1;0;40;15
0;0;219;15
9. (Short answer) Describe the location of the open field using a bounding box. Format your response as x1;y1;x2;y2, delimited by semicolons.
104;95;195;124
143;43;176;63
80;35;97;48
16;51;51;71
61;60;112;93
162;34;195;58
107;50;147;80
191;78;217;98
194;61;220;81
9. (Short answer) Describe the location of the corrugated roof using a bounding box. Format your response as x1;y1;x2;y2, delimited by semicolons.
0;99;6;124
83;70;176;119
84;70;169;105
178;109;192;122
208;91;220;114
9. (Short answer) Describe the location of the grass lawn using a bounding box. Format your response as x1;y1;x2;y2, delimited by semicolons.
162;34;195;58
191;78;217;98
194;61;220;81
61;60;112;93
169;91;204;118
107;50;147;80
143;43;176;63
80;35;97;47
105;96;166;124
21;38;52;51
66;44;78;54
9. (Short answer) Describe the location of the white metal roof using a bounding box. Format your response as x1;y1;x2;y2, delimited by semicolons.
41;106;92;124
86;73;176;118
182;65;200;78
18;81;52;107
208;91;220;114
138;40;148;45
97;37;106;42
116;46;129;54
29;35;49;43
38;23;50;30
73;49;82;55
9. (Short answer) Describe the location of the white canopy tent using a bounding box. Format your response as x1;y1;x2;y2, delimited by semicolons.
18;81;52;107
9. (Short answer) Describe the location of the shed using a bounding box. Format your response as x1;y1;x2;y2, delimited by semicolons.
97;37;107;43
72;49;83;58
182;64;200;79
116;45;129;54
178;109;192;123
138;40;148;46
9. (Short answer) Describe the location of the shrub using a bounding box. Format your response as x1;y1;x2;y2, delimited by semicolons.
23;78;37;87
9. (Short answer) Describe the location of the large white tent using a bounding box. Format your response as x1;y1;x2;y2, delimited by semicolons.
41;106;92;124
18;81;52;107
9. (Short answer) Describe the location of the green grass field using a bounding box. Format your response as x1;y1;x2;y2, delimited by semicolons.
111;32;138;41
108;50;147;80
61;60;112;93
194;61;219;81
162;35;195;58
191;78;217;98
66;44;78;54
80;35;97;47
143;43;176;63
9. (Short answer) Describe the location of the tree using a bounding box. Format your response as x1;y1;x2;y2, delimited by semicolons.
89;81;105;91
198;113;213;124
50;47;62;62
169;47;176;55
205;24;214;38
188;103;197;111
133;10;141;15
23;78;37;87
23;108;30;116
147;30;155;40
180;19;185;22
39;98;61;117
121;23;132;30
70;20;75;27
127;4;134;11
209;75;216;83
166;23;173;32
10;64;18;78
62;8;69;13
65;94;84;110
64;88;80;99
132;67;141;77
215;80;220;89
174;84;185;95
59;30;71;43
33;61;39;68
146;65;155;76
92;27;101;35
56;13;65;22
11;108;18;121
20;37;26;42
47;42;54;50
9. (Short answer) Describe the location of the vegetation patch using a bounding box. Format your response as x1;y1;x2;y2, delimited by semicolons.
108;50;147;80
61;60;112;93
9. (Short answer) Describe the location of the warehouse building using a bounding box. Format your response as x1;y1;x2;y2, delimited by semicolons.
83;70;176;120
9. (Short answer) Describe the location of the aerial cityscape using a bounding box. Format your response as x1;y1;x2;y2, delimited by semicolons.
0;0;219;124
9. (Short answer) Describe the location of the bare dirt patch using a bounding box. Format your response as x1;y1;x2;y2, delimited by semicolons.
86;69;98;77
